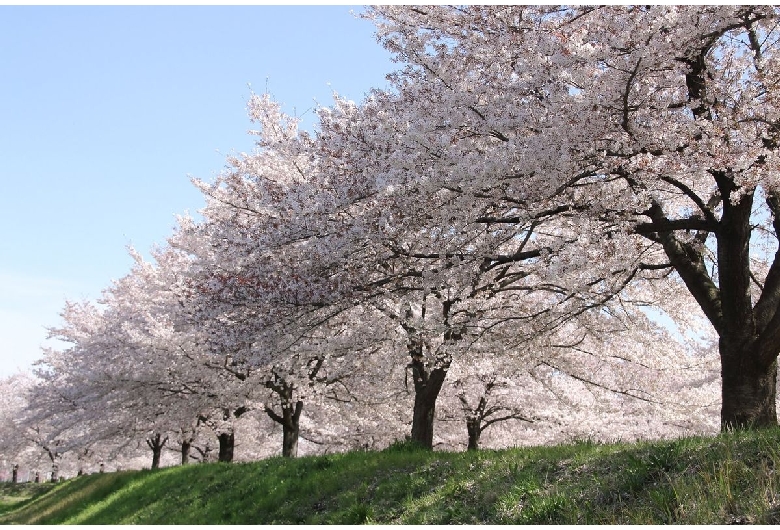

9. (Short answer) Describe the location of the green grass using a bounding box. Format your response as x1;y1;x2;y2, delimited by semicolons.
3;428;780;524
0;482;55;515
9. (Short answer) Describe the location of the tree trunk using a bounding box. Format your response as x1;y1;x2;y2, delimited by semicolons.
408;346;450;450
265;381;303;458
272;401;302;458
714;187;778;429
146;433;168;470
181;440;191;465
466;418;481;451
411;390;437;449
645;181;780;430
720;344;777;429
50;463;59;483
218;432;234;462
282;416;299;458
12;464;18;484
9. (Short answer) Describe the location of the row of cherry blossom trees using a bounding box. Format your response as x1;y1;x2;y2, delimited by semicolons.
4;5;778;478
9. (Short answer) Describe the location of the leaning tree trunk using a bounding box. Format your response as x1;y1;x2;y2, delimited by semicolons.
217;432;235;463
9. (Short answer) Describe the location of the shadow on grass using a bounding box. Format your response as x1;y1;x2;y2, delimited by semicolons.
0;472;137;524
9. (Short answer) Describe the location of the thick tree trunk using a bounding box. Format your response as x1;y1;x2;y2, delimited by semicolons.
266;401;302;458
181;440;191;465
50;463;59;483
282;418;299;458
714;187;778;429
720;344;777;429
12;464;18;484
411;392;436;449
466;418;481;451
217;432;235;463
631;39;780;429
645;181;780;431
407;339;450;450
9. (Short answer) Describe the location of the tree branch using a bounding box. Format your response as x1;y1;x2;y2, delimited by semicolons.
754;192;780;333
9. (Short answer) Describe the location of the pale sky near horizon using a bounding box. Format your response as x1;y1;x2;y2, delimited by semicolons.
0;5;396;377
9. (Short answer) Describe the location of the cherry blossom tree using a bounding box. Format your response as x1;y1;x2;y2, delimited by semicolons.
105;246;266;465
30;245;255;470
174;95;443;454
449;372;536;451
171;211;361;458
187;93;638;451
178;74;724;452
0;372;44;482
359;5;780;430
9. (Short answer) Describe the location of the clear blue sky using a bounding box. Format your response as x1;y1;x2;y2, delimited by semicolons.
0;5;395;377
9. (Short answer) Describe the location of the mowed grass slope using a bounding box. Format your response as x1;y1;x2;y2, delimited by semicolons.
3;428;780;524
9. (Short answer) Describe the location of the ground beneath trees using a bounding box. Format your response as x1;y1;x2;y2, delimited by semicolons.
2;429;780;524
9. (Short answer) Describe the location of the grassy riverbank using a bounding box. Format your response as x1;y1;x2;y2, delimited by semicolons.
2;428;779;524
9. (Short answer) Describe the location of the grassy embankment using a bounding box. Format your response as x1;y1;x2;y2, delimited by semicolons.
2;428;780;524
